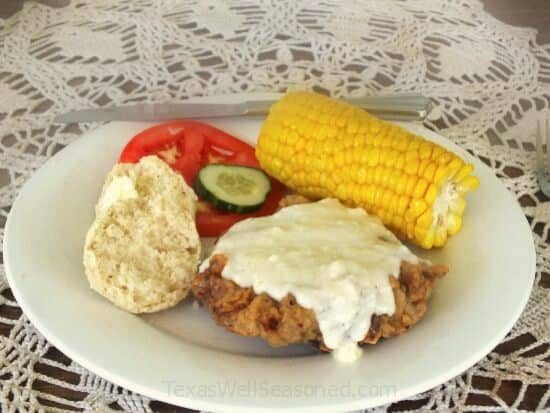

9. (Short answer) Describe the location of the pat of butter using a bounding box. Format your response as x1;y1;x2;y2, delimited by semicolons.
98;176;139;213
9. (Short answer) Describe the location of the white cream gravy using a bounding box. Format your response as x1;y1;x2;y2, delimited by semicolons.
200;198;418;362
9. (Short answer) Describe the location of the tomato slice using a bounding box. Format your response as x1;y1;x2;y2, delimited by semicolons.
119;121;202;184
119;121;285;237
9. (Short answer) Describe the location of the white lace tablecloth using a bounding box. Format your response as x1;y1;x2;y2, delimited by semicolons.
0;1;549;412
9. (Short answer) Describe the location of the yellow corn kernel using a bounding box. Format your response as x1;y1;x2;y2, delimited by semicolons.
456;163;474;182
389;194;400;214
425;183;439;205
381;167;393;188
368;147;380;167
419;141;434;159
414;226;428;243
371;166;383;185
434;164;450;185
385;169;397;189
434;228;448;247
381;130;393;149
405;149;419;162
336;186;348;200
409;198;428;218
382;189;393;208
408;138;421;151
419;231;435;249
417;210;433;229
359;186;369;202
413;179;429;199
417;159;431;176
394;155;406;171
371;131;383;147
405;207;418;223
447;213;462;235
394;136;409;152
374;187;383;205
347;118;360;134
397;195;410;215
405;175;419;195
334;150;344;166
392;215;404;231
404;158;420;175
344;149;353;165
365;167;374;185
460;175;480;191
385;149;399;168
406;222;415;238
437;151;453;165
390;134;401;150
395;176;407;194
431;145;444;160
381;210;392;226
423;162;438;181
366;188;376;205
357;167;367;184
447;157;464;177
451;197;466;215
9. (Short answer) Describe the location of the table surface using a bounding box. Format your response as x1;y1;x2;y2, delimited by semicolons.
482;0;550;43
0;1;548;412
1;0;550;42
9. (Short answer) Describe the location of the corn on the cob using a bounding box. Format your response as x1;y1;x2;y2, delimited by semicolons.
256;91;479;248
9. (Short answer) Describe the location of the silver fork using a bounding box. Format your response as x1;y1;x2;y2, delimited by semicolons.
536;119;550;196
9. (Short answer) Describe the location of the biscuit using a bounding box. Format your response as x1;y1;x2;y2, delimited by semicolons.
83;156;200;313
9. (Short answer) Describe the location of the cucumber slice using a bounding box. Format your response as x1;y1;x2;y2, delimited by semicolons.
194;164;271;213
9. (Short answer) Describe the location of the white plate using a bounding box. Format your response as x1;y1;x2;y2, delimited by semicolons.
4;109;535;412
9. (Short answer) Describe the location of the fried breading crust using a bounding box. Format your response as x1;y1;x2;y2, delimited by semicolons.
192;255;447;351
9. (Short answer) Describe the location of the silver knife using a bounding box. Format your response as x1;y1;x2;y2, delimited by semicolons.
54;94;432;123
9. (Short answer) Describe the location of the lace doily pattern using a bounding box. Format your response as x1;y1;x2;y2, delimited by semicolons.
1;0;549;411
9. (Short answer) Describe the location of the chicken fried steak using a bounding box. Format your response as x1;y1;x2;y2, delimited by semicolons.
192;254;447;352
